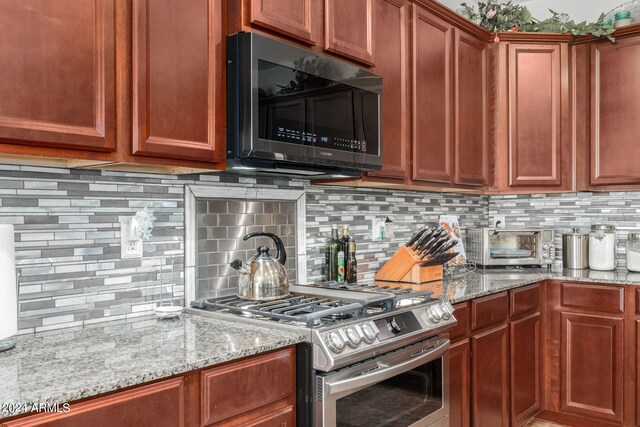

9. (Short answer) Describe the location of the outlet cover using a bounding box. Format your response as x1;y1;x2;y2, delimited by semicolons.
492;216;506;228
120;217;143;259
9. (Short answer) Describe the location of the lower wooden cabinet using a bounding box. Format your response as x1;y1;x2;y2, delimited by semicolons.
471;324;509;427
449;339;471;427
2;347;296;427
2;377;187;427
510;312;540;426
560;312;624;423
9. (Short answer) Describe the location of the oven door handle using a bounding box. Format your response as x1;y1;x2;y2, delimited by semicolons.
325;339;449;397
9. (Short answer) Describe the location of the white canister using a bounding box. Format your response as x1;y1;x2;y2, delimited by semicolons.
626;233;640;272
589;224;617;271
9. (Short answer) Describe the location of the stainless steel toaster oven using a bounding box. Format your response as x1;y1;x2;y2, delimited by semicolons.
466;228;555;266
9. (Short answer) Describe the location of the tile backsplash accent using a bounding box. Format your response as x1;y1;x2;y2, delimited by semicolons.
195;198;297;299
1;164;489;333
489;191;640;268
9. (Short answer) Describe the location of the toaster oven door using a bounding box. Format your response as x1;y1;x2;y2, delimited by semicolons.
486;230;542;265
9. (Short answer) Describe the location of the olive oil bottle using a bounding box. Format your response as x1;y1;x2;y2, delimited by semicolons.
325;224;341;281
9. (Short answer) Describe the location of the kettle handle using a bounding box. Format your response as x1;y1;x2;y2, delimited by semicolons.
243;232;287;265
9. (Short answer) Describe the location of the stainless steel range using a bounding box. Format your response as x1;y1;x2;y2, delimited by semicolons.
189;282;456;427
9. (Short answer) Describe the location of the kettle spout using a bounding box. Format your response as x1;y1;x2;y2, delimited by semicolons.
230;259;249;274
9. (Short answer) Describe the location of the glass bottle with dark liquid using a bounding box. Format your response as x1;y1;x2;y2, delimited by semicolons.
325;224;341;281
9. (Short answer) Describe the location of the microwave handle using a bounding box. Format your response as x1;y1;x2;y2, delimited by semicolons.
325;339;449;397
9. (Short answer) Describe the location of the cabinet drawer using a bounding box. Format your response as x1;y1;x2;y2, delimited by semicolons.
510;284;540;318
471;292;509;331
201;347;295;426
245;406;294;427
560;282;624;313
446;302;470;341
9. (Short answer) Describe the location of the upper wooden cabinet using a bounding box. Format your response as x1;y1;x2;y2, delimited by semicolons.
508;43;562;187
367;0;411;180
412;4;454;184
590;35;640;186
454;29;488;186
491;39;573;192
324;0;375;65
132;0;225;163
249;0;315;45
0;0;117;153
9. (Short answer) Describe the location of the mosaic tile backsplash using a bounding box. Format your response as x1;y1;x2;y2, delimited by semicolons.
489;192;640;268
0;164;488;333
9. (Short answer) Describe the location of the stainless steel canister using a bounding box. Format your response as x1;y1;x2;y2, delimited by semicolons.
562;229;589;269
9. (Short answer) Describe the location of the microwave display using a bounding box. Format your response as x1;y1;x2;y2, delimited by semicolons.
257;60;380;155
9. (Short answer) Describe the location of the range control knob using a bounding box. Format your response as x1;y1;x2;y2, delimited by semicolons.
390;317;406;333
440;302;455;320
344;325;363;348
426;305;444;323
360;321;379;344
325;331;346;354
543;244;549;250
542;252;549;259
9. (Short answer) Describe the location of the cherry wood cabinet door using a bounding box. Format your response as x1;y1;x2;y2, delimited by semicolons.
412;4;453;184
450;339;471;427
324;0;375;65
132;0;224;163
367;0;410;180
507;44;562;187
249;0;315;45
591;35;640;185
560;312;624;423
471;324;509;427
453;29;488;187
3;377;186;427
510;312;541;426
0;0;116;152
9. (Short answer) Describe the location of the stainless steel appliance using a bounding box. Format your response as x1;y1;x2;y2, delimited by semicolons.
562;229;589;269
230;232;290;300
189;282;455;426
467;227;555;267
226;32;383;178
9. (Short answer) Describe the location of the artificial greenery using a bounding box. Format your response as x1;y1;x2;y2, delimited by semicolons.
460;1;616;42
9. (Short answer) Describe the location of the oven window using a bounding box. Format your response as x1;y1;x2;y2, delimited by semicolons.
257;60;379;155
335;358;443;427
489;231;538;259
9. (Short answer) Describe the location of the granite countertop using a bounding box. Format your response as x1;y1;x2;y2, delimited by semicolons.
432;267;640;304
0;314;305;420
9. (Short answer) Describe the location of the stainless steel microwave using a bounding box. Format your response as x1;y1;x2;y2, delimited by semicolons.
467;228;556;266
226;32;383;178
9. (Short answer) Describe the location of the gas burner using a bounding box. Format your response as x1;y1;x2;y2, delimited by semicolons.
191;293;365;328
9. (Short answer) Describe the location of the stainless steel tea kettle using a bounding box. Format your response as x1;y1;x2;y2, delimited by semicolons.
230;232;290;300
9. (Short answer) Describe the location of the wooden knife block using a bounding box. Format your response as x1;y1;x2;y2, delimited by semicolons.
375;246;444;284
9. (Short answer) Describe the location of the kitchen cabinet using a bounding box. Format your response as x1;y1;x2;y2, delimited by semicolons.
0;0;117;155
2;347;296;427
324;0;375;65
471;324;509;427
249;0;316;45
2;377;188;427
492;37;573;193
412;4;454;184
510;312;541;426
132;0;225;163
560;312;624;423
366;0;411;180
453;29;488;186
450;339;471;427
590;34;640;186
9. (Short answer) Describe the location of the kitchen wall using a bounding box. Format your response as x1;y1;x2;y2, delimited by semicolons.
2;164;488;333
489;191;640;268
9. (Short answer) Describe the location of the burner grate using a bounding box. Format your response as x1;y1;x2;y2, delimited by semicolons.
192;293;365;328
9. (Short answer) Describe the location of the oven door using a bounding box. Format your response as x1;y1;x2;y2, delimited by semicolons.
317;337;449;427
485;229;542;265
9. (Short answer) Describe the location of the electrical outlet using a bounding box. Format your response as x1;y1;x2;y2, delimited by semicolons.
120;217;143;259
492;216;506;228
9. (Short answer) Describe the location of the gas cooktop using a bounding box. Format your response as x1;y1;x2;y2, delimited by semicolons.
188;283;456;372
